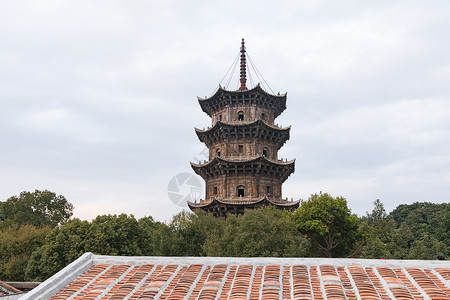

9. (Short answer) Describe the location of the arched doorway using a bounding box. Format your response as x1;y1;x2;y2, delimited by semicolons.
236;185;245;197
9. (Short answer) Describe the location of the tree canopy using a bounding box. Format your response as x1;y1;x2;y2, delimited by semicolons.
391;202;447;239
291;192;361;257
0;224;51;281
25;214;163;281
0;189;448;283
205;206;310;257
0;190;74;228
358;199;395;259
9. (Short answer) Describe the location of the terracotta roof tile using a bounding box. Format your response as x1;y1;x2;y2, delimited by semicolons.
21;254;450;300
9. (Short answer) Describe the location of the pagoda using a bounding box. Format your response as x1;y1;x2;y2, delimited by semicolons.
189;39;299;217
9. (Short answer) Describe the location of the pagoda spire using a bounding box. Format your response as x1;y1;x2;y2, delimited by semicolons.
238;38;247;91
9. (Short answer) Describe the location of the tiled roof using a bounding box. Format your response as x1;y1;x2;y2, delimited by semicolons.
22;253;450;300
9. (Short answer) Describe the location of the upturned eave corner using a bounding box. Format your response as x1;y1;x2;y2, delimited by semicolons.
198;84;286;103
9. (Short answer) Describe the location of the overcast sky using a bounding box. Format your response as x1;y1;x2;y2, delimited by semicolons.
1;0;449;222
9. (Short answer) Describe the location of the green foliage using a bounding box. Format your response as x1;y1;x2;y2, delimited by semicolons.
206;207;310;257
138;216;169;256
0;190;74;228
13;196;449;282
0;201;4;221
361;200;395;242
389;202;448;259
85;214;143;256
25;218;91;281
359;236;391;259
387;226;414;259
391;202;447;237
24;207;312;281
442;204;450;245
163;208;309;258
0;224;51;281
407;235;447;260
25;214;165;281
358;200;449;260
167;210;224;256
291;192;361;257
358;200;395;259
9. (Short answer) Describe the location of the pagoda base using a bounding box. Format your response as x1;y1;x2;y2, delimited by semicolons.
187;196;299;218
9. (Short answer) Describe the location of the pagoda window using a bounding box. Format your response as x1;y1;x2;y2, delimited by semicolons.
263;147;268;157
261;113;265;120
216;148;221;157
219;114;222;121
238;145;244;154
266;185;272;194
238;111;244;121
213;186;218;195
237;185;245;197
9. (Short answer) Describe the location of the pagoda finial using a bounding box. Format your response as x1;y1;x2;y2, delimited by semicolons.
238;38;247;91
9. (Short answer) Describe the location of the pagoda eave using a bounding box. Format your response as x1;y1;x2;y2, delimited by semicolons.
191;156;295;168
196;119;291;134
194;120;291;149
198;84;286;102
190;156;295;182
198;84;287;118
187;196;299;217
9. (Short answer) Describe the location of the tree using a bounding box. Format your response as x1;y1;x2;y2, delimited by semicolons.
407;235;447;260
25;218;91;281
0;224;51;281
441;204;450;246
0;190;74;228
390;202;447;238
389;202;448;259
0;201;4;221
84;214;143;256
167;210;225;256
358;200;395;259
291;192;361;258
25;214;165;281
138;216;169;256
387;226;413;259
206;207;310;257
359;236;391;259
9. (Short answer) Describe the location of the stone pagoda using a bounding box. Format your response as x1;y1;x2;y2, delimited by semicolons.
188;39;299;217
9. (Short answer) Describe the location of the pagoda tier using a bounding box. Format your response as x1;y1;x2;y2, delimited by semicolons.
187;196;299;218
195;119;290;150
191;156;295;183
198;84;287;119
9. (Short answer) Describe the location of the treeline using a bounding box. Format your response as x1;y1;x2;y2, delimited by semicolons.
0;190;449;282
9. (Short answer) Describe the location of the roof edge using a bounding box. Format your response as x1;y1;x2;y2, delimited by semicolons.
0;280;22;295
198;83;286;101
56;254;450;269
191;156;295;168
188;197;300;208
20;252;95;300
196;119;291;134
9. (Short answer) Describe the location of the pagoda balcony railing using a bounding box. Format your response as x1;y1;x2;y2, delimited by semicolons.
192;195;297;205
196;155;292;165
203;120;284;130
